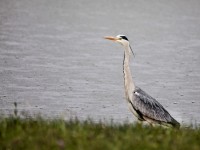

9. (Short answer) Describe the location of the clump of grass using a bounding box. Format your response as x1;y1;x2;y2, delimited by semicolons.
0;116;200;150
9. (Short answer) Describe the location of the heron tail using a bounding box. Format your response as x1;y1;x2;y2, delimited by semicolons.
171;119;180;129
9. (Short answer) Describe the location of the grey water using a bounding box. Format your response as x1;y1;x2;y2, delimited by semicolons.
0;0;200;125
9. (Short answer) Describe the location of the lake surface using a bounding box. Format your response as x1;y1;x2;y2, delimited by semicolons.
0;0;200;125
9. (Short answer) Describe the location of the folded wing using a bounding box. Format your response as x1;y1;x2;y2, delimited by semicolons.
131;87;179;127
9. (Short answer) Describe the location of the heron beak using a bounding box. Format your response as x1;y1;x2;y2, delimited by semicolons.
104;36;120;41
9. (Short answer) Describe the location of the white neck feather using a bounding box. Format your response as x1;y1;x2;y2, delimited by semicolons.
123;45;135;101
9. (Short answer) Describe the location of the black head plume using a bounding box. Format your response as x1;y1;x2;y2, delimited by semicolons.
117;35;129;41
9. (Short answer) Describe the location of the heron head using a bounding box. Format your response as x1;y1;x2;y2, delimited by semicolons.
104;35;130;47
104;35;134;56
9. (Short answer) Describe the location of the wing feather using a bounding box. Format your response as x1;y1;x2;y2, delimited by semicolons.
131;87;177;124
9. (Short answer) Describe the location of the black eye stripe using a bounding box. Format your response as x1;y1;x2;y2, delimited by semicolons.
120;36;129;41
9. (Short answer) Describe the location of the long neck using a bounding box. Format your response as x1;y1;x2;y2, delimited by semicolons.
123;45;135;100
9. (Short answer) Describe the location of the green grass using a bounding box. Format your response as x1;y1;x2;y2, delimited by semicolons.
0;117;200;150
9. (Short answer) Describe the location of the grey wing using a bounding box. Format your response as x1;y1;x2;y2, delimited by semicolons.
131;87;176;124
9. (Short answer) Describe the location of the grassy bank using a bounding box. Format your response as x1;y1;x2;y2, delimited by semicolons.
0;117;200;150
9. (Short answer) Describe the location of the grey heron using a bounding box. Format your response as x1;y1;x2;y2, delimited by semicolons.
104;35;180;128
